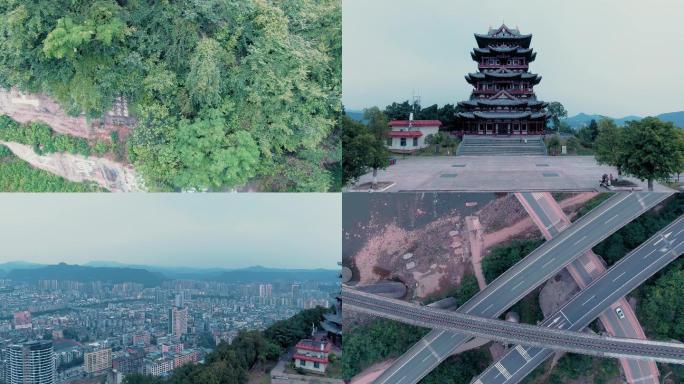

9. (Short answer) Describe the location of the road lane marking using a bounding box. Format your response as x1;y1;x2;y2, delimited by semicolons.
511;280;525;290
541;258;556;269
422;354;432;363
573;235;587;246
582;295;596;306
613;272;626;282
484;304;494;313
495;362;512;380
516;345;533;362
465;193;633;310
604;214;619;224
422;339;441;360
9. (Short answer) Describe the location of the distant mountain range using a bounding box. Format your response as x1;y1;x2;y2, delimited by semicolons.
214;266;338;283
346;109;684;129
0;262;338;285
6;263;166;287
562;111;684;129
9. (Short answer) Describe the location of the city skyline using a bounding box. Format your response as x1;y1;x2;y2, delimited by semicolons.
0;194;341;269
343;0;684;117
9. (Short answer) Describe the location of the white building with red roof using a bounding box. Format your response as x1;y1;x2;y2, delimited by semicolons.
293;339;331;374
387;118;442;152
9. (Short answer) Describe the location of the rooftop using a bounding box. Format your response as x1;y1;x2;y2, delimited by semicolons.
295;339;331;353
389;120;442;127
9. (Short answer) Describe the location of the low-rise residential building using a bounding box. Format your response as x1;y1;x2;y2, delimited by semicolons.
387;118;442;152
293;339;331;375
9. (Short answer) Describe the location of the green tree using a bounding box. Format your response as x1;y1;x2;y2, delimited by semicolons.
621;117;684;191
186;38;228;108
546;101;568;131
594;118;626;177
546;135;561;156
364;107;390;188
640;268;684;341
577;119;599;146
341;114;389;187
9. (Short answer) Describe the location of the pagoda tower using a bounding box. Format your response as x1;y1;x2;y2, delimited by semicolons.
457;24;547;135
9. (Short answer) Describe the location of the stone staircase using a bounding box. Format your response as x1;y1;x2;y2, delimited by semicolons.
457;135;547;156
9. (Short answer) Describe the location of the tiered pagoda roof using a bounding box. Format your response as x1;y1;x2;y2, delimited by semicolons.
471;46;536;61
456;25;548;135
465;69;541;85
474;24;532;48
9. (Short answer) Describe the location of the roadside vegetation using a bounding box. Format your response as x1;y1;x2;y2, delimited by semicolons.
342;317;490;383
0;144;102;192
0;0;341;191
593;194;684;266
546;104;684;190
482;239;545;283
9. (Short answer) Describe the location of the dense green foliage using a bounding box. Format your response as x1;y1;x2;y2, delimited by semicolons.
342;319;429;379
593;117;684;190
0;0;341;191
545;102;567;131
545;354;619;384
419;348;491;384
640;267;684;341
593;194;684;265
0;115;95;157
343;316;490;383
0;144;102;191
341;113;389;186
482;239;545;283
425;131;459;155
383;100;460;130
124;307;328;384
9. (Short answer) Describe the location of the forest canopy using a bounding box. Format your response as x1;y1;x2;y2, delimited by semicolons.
0;0;341;191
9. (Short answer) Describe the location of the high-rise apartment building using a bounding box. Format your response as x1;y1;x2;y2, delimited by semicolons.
84;345;112;374
168;307;188;337
8;341;55;384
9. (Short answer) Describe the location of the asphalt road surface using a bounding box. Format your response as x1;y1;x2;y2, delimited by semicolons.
371;192;670;384
342;283;684;363
514;191;659;384
471;214;684;384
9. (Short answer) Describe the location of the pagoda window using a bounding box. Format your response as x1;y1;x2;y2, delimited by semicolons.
413;138;418;146
400;138;406;147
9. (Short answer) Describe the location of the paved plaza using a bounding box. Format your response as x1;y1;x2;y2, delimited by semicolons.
352;155;672;192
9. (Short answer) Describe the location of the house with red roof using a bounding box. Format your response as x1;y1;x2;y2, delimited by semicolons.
387;117;442;152
293;339;331;374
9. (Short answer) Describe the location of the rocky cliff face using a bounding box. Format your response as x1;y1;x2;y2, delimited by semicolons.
0;87;135;140
0;141;143;192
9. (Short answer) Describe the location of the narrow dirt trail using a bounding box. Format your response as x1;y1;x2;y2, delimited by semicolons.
1;141;144;192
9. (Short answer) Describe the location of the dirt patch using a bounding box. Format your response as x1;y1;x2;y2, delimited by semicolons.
539;270;580;317
0;87;135;140
477;194;529;232
1;141;143;192
350;214;468;300
350;360;396;384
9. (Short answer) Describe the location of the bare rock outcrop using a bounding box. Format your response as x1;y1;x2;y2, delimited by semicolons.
0;87;135;140
1;141;144;192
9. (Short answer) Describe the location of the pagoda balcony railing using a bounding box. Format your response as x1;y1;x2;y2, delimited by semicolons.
478;64;528;70
472;89;533;95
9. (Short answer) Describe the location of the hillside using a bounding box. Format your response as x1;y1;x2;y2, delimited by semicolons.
563;111;684;129
7;263;166;287
215;266;338;283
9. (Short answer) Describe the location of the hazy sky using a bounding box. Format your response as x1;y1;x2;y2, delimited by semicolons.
343;0;684;117
0;194;340;269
